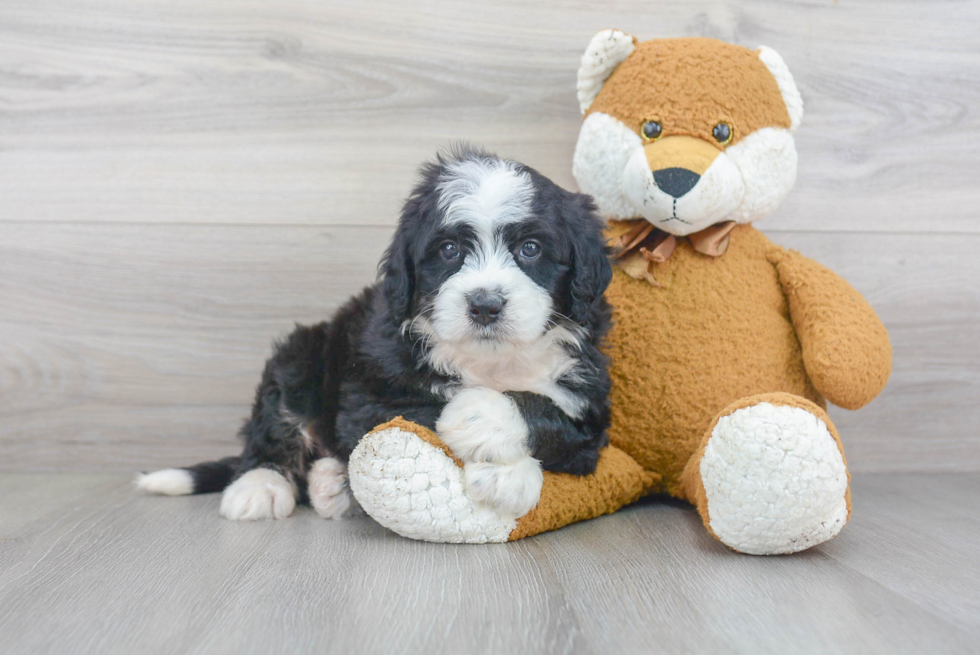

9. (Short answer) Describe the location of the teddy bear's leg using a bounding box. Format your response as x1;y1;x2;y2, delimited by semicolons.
679;392;851;555
348;418;657;543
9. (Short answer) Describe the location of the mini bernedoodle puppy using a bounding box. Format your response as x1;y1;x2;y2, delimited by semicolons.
137;147;613;522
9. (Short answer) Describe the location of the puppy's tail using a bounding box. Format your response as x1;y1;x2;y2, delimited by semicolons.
134;456;241;496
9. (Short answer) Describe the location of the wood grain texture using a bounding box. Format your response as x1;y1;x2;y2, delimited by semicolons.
1;0;978;231
1;225;978;472
0;472;978;654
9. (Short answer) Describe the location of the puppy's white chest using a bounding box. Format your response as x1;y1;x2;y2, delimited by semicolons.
427;334;585;418
459;344;569;392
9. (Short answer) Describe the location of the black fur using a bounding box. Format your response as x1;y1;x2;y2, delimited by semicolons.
176;147;614;503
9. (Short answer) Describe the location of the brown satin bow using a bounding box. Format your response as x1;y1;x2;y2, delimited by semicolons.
613;219;737;263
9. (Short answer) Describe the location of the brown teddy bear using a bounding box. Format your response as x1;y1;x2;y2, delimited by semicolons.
347;33;892;554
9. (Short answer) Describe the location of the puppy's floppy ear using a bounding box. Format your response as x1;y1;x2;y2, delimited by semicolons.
565;193;613;326
380;225;414;326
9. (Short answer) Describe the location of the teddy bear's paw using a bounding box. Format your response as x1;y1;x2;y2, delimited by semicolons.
699;402;849;555
347;427;518;543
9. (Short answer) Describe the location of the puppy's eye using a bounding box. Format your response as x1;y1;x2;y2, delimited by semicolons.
520;241;541;259
641;120;662;141
439;241;460;261
712;122;733;146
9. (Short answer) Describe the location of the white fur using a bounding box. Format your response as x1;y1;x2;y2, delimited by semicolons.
307;457;353;520
417;319;587;418
431;157;553;346
757;46;803;131
463;458;543;518
134;468;194;496
573;112;644;220
438;157;533;238
577;29;635;114
220;468;297;521
725;127;798;223
699;403;849;555
429;245;553;344
436;387;544;517
347;426;519;543
420;155;588;418
436;387;530;463
573;112;798;232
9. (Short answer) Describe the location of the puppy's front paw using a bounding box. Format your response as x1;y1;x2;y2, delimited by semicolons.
437;387;528;463
307;457;355;520
220;469;296;521
464;457;543;518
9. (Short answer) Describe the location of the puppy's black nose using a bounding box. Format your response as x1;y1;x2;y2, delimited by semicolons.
467;289;505;326
653;167;701;198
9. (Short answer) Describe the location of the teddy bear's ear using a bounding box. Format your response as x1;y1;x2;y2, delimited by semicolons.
757;46;804;131
577;29;636;115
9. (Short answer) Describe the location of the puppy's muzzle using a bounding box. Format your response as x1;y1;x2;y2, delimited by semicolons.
467;289;506;327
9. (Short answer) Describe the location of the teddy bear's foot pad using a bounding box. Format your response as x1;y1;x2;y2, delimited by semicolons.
348;427;518;543
700;402;849;555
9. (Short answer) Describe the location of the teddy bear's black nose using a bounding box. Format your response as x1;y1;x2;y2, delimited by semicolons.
653;167;701;198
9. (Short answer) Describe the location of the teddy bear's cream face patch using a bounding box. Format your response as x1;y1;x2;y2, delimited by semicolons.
572;36;803;232
573;112;798;234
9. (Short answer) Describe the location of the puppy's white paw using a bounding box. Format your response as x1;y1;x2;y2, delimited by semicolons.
436;387;529;463
220;469;296;521
464;457;543;518
307;457;353;520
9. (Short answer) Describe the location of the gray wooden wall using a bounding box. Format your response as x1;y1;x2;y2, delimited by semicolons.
2;0;978;472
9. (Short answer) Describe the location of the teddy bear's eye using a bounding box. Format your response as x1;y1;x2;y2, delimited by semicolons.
712;123;733;146
641;121;662;141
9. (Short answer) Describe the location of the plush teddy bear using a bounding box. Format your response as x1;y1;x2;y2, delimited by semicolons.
347;33;892;554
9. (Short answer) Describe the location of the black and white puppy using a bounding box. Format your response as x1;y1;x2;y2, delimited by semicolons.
137;147;613;521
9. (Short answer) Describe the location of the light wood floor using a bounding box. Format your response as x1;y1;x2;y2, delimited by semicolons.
1;472;977;654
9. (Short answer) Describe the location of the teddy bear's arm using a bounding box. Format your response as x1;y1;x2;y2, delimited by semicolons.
769;248;892;410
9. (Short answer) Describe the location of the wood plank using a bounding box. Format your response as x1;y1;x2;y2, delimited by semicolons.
0;472;977;654
1;224;977;472
1;0;978;232
820;473;980;632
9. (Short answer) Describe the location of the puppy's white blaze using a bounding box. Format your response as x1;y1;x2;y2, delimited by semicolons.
437;158;533;238
220;469;296;521
135;468;194;496
431;244;553;345
307;457;352;520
